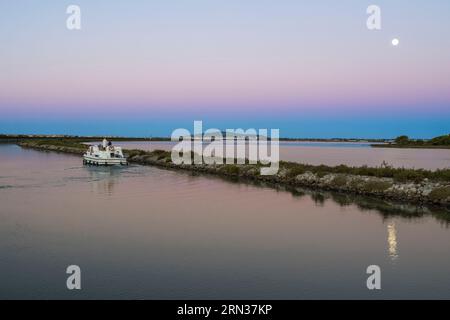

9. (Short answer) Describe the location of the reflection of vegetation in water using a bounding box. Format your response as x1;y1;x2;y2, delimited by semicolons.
305;188;450;226
315;187;449;226
206;172;450;226
310;193;326;206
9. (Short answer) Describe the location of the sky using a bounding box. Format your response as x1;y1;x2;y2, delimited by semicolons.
1;0;449;138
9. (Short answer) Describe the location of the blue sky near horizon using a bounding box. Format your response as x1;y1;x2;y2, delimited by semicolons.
2;115;448;139
1;0;449;138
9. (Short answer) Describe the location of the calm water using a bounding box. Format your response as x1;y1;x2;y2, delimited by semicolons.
1;143;450;299
95;141;450;170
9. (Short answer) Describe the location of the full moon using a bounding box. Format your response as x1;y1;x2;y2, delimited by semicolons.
391;38;400;46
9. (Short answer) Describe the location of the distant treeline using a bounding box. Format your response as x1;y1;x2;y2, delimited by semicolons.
0;134;170;142
372;134;450;149
0;134;388;143
3;134;449;145
278;138;387;142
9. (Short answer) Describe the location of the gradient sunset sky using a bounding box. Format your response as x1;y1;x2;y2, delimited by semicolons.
1;0;449;138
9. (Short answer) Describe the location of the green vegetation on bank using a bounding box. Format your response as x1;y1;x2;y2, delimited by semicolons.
30;138;89;149
278;160;450;183
429;187;450;202
372;134;450;149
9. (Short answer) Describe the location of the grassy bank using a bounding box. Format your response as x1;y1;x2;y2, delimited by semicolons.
17;139;450;208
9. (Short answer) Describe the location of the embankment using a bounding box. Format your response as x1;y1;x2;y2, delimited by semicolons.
17;140;450;208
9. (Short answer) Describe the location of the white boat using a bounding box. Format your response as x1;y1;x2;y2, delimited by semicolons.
83;139;128;166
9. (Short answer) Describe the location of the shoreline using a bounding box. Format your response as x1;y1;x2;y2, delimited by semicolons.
3;134;450;149
16;140;450;209
1;134;387;143
371;144;450;150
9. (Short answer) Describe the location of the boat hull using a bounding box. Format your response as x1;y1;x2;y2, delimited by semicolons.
83;155;128;166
